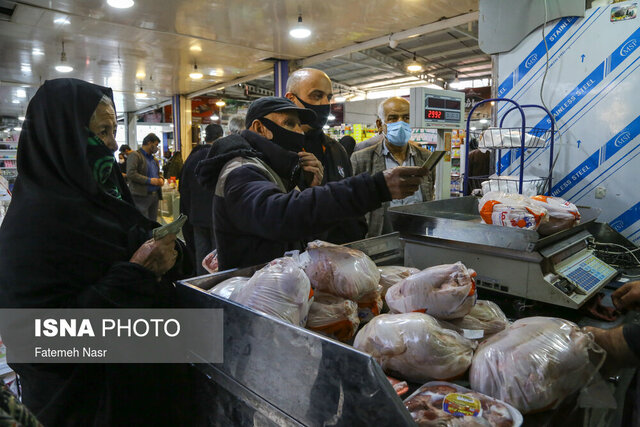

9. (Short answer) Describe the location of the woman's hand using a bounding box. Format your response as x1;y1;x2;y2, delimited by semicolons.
130;234;178;277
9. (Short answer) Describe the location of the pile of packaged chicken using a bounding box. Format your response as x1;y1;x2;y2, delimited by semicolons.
208;240;603;426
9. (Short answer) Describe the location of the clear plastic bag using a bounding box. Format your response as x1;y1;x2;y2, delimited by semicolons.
303;240;380;302
207;276;250;299
357;286;383;324
478;191;548;230
385;262;477;320
229;257;313;327
446;300;510;339
306;292;360;342
353;312;475;383
530;195;580;235
469;316;604;414
378;266;420;298
404;381;523;426
479;128;546;148
480;174;546;197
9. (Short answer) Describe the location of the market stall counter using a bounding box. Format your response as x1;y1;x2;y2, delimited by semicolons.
177;226;638;426
176;236;413;426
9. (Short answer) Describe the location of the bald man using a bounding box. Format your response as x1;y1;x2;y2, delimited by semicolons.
351;96;435;238
285;68;367;243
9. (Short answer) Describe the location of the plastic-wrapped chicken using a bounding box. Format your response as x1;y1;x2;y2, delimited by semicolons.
357;287;383;323
353;313;475;383
230;257;313;327
303;240;380;302
478;191;548;230
385;262;477;320
530;195;580;235
306;292;360;342
469;317;603;414
404;382;523;426
378;266;420;298
207;276;250;299
447;300;509;339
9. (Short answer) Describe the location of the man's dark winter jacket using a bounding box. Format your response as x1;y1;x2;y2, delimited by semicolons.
196;130;391;271
304;130;368;244
179;144;214;228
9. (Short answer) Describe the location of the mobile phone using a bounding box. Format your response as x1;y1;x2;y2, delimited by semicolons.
421;150;446;171
152;214;188;240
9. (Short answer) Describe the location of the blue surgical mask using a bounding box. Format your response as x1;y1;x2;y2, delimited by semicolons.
385;121;412;146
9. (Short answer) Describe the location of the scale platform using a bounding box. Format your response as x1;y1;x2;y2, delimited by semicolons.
389;196;618;309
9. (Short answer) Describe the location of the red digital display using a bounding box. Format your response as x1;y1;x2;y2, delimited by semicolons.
426;109;443;119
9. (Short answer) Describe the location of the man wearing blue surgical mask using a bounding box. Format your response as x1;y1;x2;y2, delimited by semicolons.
285;68;367;244
351;96;435;238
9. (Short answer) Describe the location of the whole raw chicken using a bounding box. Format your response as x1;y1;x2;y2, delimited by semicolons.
208;276;250;299
469;317;599;414
230;257;313;327
303;240;380;302
447;300;509;338
378;266;420;297
385;262;477;319
353;313;475;383
306;292;360;342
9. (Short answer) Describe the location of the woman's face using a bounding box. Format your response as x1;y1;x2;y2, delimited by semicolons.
89;101;117;152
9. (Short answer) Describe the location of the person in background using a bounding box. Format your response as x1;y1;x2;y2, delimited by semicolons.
0;78;193;425
118;152;127;175
353;130;384;153
285;68;367;243
118;144;132;178
126;133;164;221
339;135;356;158
195;96;427;271
351;96;435;238
228;114;245;135
180;123;223;275
467;137;491;193
163;150;184;181
586;281;640;368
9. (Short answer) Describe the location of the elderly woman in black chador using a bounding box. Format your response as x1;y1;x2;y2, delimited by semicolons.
0;79;195;426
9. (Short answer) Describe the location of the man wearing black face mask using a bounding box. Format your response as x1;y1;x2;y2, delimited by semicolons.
195;97;428;270
285;68;367;243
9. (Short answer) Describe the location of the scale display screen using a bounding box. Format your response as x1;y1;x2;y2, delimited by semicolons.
423;94;464;127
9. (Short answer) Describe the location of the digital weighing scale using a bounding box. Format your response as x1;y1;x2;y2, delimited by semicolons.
410;87;465;200
389;197;623;309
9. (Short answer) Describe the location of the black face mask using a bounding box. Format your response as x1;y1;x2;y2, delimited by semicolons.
294;96;330;129
259;118;305;152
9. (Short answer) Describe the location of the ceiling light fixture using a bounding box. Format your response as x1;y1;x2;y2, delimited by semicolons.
479;118;488;124
55;42;74;73
136;70;146;79
32;49;44;56
215;100;226;107
328;114;336;121
107;0;135;9
289;14;311;39
13;127;22;132
406;52;423;73
54;17;70;25
190;45;202;52
134;86;147;99
454;72;460;83
211;114;220;121
18;116;25;121
16;89;26;98
189;63;203;79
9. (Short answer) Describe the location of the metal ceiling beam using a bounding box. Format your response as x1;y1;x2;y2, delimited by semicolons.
187;69;273;98
449;26;478;41
333;57;401;75
385;35;473;54
300;12;479;67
